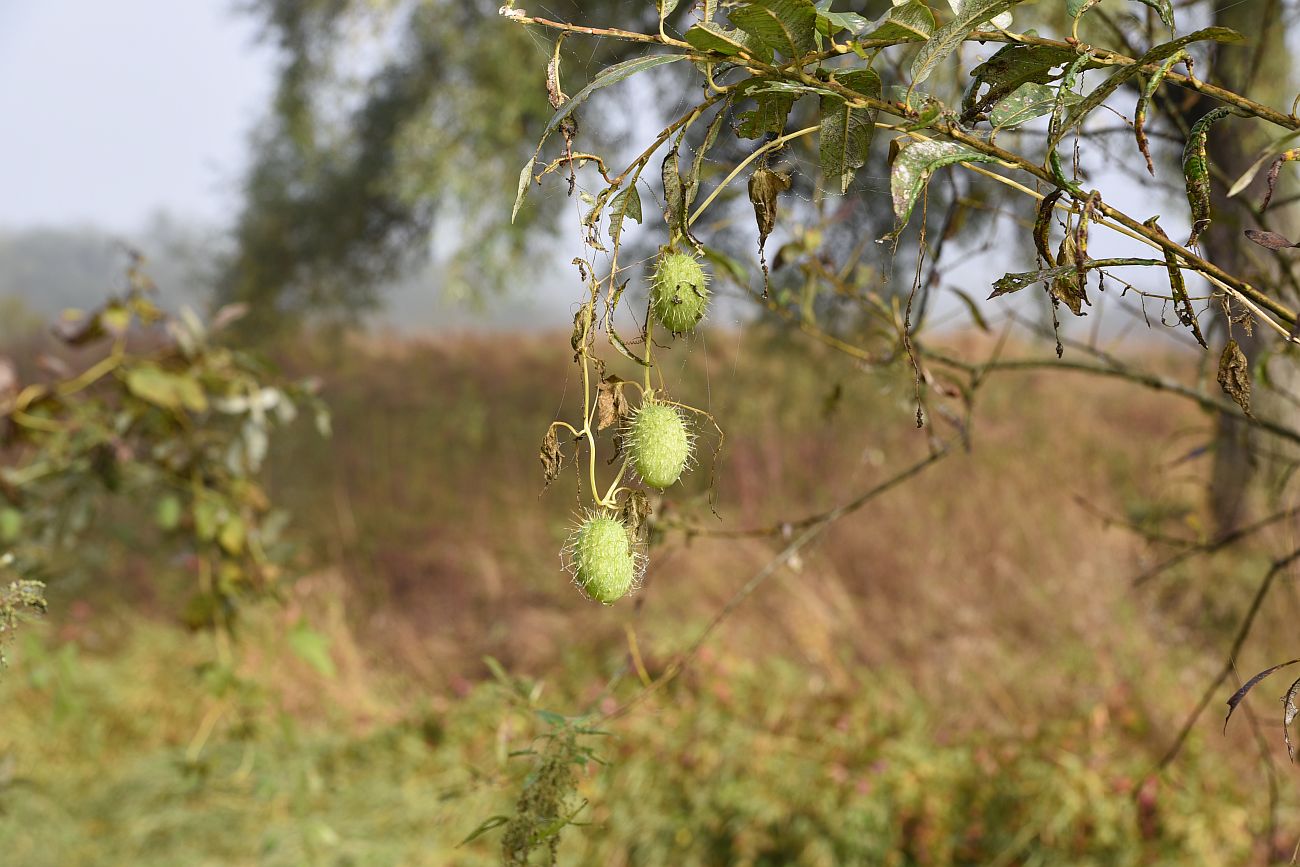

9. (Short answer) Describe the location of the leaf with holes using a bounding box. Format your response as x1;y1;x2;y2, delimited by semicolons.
961;43;1079;123
990;82;1080;128
890;141;1000;232
819;69;881;194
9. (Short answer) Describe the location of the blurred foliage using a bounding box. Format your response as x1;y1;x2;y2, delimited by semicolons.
0;259;326;657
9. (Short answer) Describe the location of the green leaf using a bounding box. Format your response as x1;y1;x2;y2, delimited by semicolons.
539;55;686;147
608;185;642;247
0;508;22;543
459;816;510;847
1184;106;1239;246
662;148;686;242
684;22;770;59
731;0;818;58
861;0;934;42
512;157;535;224
702;246;750;284
911;0;1022;85
990;82;1080;128
890;140;1000;231
125;365;205;413
949;287;991;332
819;69;882;194
1132;0;1174;28
815;0;869;35
736;80;796;139
288;619;337;679
155;495;183;532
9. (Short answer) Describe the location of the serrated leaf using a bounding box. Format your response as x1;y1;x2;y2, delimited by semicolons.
861;0;934;41
731;0;818;58
990;82;1079;128
819;68;882;194
539;55;686;149
1218;338;1252;418
890;140;1000;231
609;185;643;246
911;0;1021;85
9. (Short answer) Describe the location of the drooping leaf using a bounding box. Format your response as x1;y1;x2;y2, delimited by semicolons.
1144;217;1206;348
961;43;1079;123
1132;0;1175;29
749;166;793;249
662;148;686;242
1184;106;1240;246
609;185;643;247
1217;338;1253;418
702;245;751;284
949;287;991;331
540;426;563;484
595;375;630;431
685;109;728;214
1225;658;1300;732
539;55;686;148
860;0;934;42
1134;52;1187;176
890;140;1001;232
1261;148;1300;211
731;0;819;58
819;69;882;194
990;82;1080;128
911;0;1021;85
1286;677;1300;762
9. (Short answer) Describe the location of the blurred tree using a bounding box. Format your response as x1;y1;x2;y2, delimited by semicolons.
220;0;693;334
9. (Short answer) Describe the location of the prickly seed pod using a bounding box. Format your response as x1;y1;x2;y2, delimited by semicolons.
566;513;640;604
650;251;710;334
626;400;693;489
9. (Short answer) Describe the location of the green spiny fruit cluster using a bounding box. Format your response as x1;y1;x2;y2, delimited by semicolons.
650;251;710;334
568;513;638;604
626;400;692;489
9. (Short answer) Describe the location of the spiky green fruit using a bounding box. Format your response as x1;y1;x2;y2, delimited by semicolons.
570;514;636;604
650;252;710;334
627;401;691;489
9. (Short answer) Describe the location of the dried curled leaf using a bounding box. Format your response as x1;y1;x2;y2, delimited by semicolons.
540;426;564;485
1217;338;1253;418
1244;228;1299;251
1134;51;1188;176
1261;148;1300;211
749;165;792;251
595;376;630;431
619;490;652;542
1225;658;1300;730
1145;217;1206;347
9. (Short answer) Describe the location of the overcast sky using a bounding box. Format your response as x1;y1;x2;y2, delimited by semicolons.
0;1;273;230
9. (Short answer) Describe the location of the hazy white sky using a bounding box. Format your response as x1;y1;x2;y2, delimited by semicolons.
0;1;274;230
